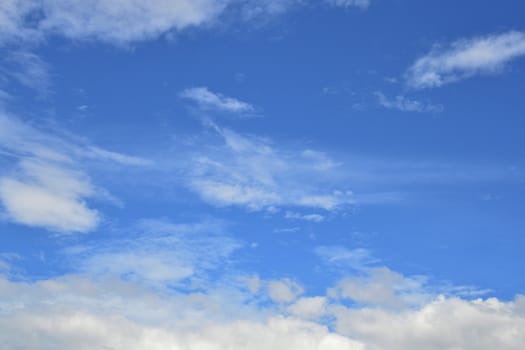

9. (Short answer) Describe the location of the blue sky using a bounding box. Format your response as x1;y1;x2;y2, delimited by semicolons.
1;0;525;348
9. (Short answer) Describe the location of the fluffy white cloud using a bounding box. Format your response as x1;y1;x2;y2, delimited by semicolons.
328;267;432;309
0;272;524;350
267;278;304;303
406;31;525;89
375;92;443;113
332;296;525;350
288;297;328;320
180;87;255;114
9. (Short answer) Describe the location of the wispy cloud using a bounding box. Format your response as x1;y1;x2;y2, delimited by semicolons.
406;31;525;89
375;92;443;113
0;0;227;46
0;113;151;233
326;0;370;10
285;211;325;222
0;159;100;233
180;87;255;114
182;121;356;213
315;246;380;270
66;219;241;287
0;0;373;47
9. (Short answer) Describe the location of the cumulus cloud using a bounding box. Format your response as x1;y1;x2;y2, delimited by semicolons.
318;246;487;309
267;278;304;303
375;92;443;113
406;31;525;89
180;87;255;114
332;296;525;350
288;296;328;320
0;228;523;350
0;272;524;349
329;267;432;309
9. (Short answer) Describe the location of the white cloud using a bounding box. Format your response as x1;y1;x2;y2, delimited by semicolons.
375;92;443;113
0;235;523;350
315;246;379;270
180;87;255;114
267;278;304;303
328;267;432;309
0;272;524;349
318;247;488;310
0;0;228;46
326;0;370;10
406;31;525;89
0;160;99;233
1;51;50;92
288;297;328;320
0;0;41;45
239;0;301;20
332;296;525;350
68;219;241;286
285;211;325;222
0;113;151;233
0;0;374;47
183;122;357;213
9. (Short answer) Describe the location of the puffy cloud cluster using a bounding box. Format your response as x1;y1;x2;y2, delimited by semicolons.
0;273;524;350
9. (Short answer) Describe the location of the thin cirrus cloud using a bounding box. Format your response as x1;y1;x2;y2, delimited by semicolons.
0;51;50;93
325;0;370;10
180;121;357;214
406;31;525;89
0;113;151;233
179;87;256;114
66;219;242;287
375;92;444;113
175;121;517;217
